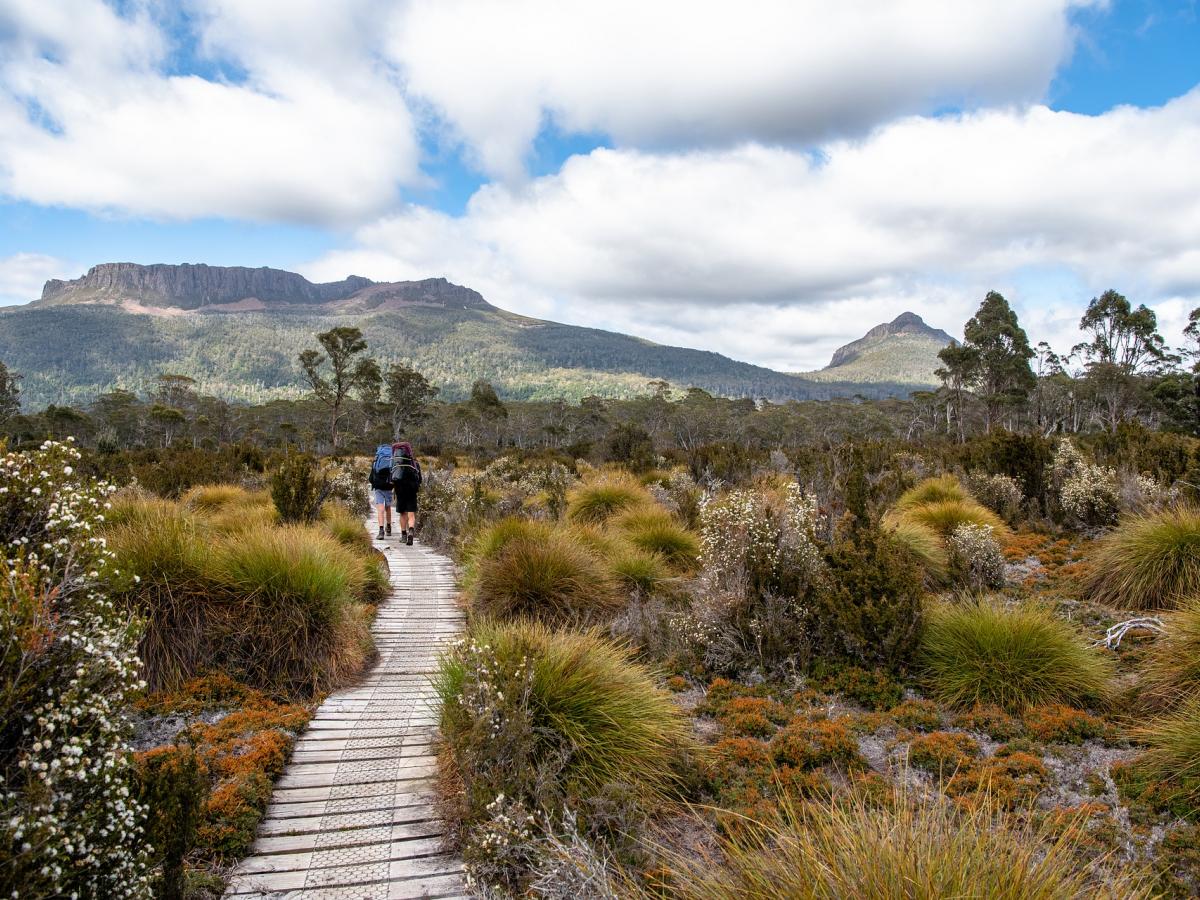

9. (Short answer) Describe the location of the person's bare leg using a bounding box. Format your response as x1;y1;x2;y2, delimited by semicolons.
376;503;386;526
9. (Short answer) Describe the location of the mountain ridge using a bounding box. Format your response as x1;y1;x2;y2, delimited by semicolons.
2;263;948;407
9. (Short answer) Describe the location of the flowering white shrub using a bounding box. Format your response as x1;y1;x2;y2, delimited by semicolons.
324;460;370;518
0;440;151;898
965;471;1024;522
947;523;1007;591
1119;471;1176;514
699;482;823;597
1060;466;1121;528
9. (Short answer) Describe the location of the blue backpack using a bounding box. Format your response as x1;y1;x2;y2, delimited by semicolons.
370;445;393;487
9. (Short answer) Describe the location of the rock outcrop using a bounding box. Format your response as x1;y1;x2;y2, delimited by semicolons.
36;263;490;312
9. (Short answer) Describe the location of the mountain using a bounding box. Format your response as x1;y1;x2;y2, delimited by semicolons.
1;263;933;408
804;312;954;388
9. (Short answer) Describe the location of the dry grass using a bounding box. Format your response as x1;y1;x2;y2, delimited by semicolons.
661;791;1149;899
566;473;654;525
895;474;971;511
613;508;700;572
888;499;1008;540
887;518;949;583
1083;507;1200;609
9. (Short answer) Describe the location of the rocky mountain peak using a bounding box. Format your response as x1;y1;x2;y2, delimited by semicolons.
827;312;954;369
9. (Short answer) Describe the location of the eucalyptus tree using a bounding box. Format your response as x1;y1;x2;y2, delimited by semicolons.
298;327;381;453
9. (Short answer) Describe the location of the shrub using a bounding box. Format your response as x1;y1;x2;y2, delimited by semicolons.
887;518;949;584
566;473;653;524
951;704;1024;741
436;621;688;891
815;666;905;712
1061;466;1121;529
666;791;1148;899
614;508;700;572
1083;508;1200;609
811;522;925;674
966;471;1025;523
947;523;1007;591
0;441;150;898
269;451;327;523
890;699;942;731
1023;704;1106;744
1138;597;1200;709
469;531;624;624
920;599;1113;712
770;717;863;771
907;731;980;775
135;746;206;900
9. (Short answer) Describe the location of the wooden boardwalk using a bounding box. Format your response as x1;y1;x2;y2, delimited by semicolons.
225;527;467;899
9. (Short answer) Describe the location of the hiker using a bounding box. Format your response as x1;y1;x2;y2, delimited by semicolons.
390;440;422;546
369;443;394;540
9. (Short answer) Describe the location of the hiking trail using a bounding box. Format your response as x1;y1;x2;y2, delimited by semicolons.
224;524;467;899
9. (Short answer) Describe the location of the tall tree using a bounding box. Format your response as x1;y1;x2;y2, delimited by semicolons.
934;342;978;443
298;327;380;453
961;291;1036;432
381;363;438;439
0;359;20;425
1074;290;1169;431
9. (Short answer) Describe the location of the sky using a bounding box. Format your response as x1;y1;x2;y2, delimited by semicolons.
0;0;1197;372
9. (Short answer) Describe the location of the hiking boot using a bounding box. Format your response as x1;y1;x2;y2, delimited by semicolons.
385;522;392;536
377;526;385;540
406;532;414;546
400;529;407;542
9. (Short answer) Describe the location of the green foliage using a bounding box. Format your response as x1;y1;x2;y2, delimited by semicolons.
889;497;1007;539
814;665;905;712
604;421;656;472
1133;695;1200;818
270;451;327;523
919;599;1113;712
1084;507;1200;609
811;523;925;673
135;746;206;900
894;474;969;510
666;791;1149;900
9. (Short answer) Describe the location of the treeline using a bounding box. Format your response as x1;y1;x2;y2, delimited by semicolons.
2;288;1199;465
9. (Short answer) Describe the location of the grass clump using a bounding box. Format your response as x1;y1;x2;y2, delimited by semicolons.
1138;597;1200;709
891;498;1007;540
919;599;1113;712
468;528;624;624
1083;507;1200;609
613;508;700;572
1131;695;1200;818
566;472;653;524
436;620;689;889
894;474;970;510
181;483;256;512
887;518;949;583
665;791;1149;899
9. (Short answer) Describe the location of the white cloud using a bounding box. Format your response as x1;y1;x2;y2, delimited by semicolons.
391;0;1098;179
305;89;1200;370
0;0;420;224
0;252;74;306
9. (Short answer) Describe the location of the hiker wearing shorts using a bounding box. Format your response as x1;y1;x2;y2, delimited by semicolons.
369;443;394;540
390;441;422;546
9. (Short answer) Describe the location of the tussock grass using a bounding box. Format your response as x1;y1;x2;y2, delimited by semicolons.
181;483;257;512
437;619;688;803
460;517;552;592
108;493;380;696
1135;694;1200;812
1083;507;1200;609
895;474;970;511
1139;597;1200;709
664;791;1149;899
470;531;623;624
920;599;1113;712
890;499;1008;539
566;473;654;524
322;502;372;552
614;508;700;572
888;518;950;583
570;524;673;595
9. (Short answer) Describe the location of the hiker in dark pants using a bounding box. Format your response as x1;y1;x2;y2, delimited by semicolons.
390;441;422;545
369;443;394;540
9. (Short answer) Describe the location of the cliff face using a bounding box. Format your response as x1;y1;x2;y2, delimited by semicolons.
36;263;491;312
827;311;954;368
